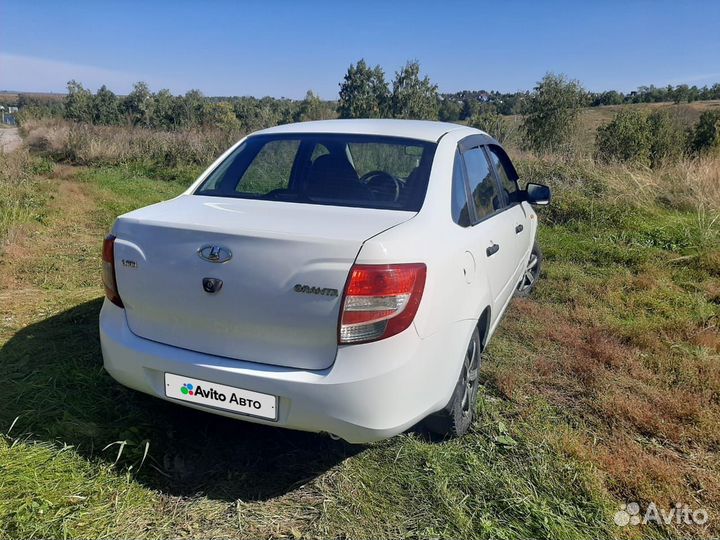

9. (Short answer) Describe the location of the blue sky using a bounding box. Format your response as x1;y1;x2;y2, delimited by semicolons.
1;0;719;98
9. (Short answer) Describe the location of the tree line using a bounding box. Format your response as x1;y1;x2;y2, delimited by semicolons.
438;82;720;120
59;82;336;132
10;59;720;160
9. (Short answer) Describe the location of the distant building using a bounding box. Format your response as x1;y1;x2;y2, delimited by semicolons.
0;105;17;125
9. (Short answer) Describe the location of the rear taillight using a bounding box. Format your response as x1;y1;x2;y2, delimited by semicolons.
102;234;124;308
339;263;426;344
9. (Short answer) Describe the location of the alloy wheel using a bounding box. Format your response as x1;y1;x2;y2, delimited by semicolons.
459;336;480;418
517;253;539;294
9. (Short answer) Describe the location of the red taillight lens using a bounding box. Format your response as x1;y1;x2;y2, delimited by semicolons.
339;263;426;344
102;234;124;308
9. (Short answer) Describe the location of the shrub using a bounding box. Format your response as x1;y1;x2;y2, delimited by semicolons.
595;110;652;166
687;110;720;155
469;109;517;145
647;110;685;167
596;109;686;168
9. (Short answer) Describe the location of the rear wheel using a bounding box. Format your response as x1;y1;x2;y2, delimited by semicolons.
515;241;542;297
424;327;482;438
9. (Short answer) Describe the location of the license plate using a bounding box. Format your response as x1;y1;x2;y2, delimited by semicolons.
164;373;277;421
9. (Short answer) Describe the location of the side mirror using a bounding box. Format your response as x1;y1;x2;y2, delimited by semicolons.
525;182;551;206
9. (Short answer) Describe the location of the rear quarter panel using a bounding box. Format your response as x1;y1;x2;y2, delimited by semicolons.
356;129;493;340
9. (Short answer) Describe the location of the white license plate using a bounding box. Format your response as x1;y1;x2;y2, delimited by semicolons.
164;373;277;421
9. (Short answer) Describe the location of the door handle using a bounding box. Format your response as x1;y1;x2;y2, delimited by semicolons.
515;224;524;234
486;243;500;257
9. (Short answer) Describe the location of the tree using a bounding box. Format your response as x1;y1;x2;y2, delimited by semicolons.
390;61;439;120
92;85;120;125
647;110;685;166
591;90;624;106
595;109;652;166
438;97;463;122
152;89;177;130
688;111;720;155
202;101;241;131
123;82;154;126
469;107;515;144
64;80;93;123
297;90;331;121
522;73;586;154
337;59;389;118
177;89;205;128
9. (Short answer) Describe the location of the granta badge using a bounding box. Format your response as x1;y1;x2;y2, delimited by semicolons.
198;245;232;263
294;284;339;297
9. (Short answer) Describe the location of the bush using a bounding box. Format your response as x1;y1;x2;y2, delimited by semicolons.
687;110;720;155
595;110;652;166
647;110;685;167
595;109;685;167
469;109;517;145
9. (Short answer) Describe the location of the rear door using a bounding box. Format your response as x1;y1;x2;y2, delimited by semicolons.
458;146;518;313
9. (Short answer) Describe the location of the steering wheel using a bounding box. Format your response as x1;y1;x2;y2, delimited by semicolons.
359;170;400;202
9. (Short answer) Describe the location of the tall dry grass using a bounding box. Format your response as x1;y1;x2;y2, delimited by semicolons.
20;118;720;217
21;119;243;169
514;150;720;214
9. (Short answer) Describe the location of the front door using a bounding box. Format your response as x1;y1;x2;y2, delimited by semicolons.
460;146;518;314
485;144;533;289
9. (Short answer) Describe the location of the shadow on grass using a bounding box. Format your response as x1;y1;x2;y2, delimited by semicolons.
1;298;361;502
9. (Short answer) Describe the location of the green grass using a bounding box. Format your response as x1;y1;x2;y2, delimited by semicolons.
0;151;53;247
1;158;718;539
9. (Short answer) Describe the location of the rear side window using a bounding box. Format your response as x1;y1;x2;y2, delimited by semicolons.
487;145;519;205
237;140;299;194
463;147;502;219
451;151;471;227
195;134;437;211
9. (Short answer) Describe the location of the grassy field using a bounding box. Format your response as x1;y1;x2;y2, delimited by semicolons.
1;114;719;538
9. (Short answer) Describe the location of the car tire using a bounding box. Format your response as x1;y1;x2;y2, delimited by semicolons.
424;327;482;438
515;241;542;297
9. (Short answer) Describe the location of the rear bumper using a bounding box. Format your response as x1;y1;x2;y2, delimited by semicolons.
99;299;474;443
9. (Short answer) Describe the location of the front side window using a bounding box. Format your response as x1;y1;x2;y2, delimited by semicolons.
487;145;519;205
463;147;502;220
195;134;437;211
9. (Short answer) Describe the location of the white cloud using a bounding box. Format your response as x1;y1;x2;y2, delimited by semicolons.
0;52;180;94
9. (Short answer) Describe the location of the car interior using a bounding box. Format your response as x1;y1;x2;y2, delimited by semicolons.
196;135;436;212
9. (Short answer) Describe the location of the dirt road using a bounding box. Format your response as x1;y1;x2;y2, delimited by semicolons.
0;127;21;153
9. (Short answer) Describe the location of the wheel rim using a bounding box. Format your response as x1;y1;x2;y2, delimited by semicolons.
517;253;539;293
460;337;480;418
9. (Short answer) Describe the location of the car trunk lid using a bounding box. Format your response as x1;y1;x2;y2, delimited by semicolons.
112;195;414;370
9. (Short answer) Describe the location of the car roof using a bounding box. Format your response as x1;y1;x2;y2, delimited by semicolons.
253;119;484;142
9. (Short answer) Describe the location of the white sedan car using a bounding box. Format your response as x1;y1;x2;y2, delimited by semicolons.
99;119;550;443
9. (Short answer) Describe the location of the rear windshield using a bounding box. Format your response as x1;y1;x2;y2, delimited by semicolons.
194;134;437;211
